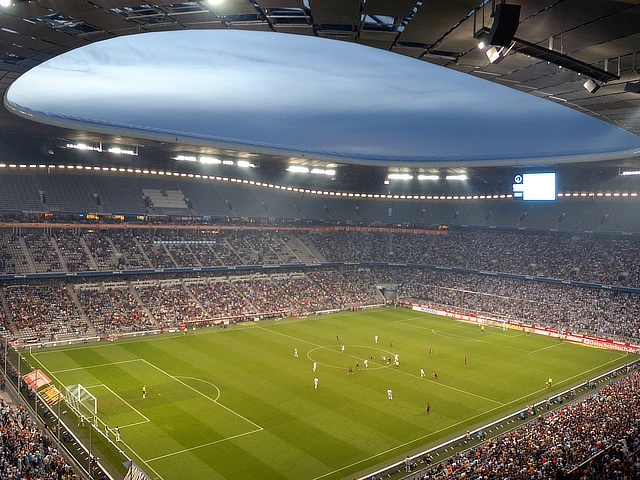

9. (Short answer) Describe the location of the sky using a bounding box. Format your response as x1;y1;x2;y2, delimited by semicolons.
6;29;640;166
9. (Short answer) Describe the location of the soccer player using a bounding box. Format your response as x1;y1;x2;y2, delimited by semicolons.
387;389;393;400
142;385;146;399
364;359;368;368
348;366;354;375
426;403;430;415
433;371;438;380
395;360;399;370
355;360;360;370
547;377;552;388
115;426;121;442
394;354;399;362
341;345;345;353
104;423;109;436
294;348;298;358
389;340;393;348
336;335;340;342
374;335;378;344
313;362;317;372
481;325;485;333
420;368;425;378
429;346;432;355
464;356;467;366
314;377;319;389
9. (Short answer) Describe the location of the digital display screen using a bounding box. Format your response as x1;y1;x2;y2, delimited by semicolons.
512;173;556;201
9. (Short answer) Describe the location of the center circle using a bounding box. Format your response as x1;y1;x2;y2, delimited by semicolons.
307;345;396;370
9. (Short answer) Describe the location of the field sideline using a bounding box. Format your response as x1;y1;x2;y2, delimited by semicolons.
26;308;630;480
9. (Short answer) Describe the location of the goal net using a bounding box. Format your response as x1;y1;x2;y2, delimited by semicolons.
65;384;97;422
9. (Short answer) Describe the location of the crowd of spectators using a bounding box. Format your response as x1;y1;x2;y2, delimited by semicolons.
0;399;79;479
23;233;63;273
2;266;640;341
417;370;640;480
187;279;253;319
5;285;89;343
377;267;640;340
53;231;93;272
135;283;207;328
2;228;640;288
77;286;155;334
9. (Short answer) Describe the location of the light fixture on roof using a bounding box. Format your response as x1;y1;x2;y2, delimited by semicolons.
387;173;413;180
583;79;600;94
478;41;486;50
287;166;309;173
0;0;11;7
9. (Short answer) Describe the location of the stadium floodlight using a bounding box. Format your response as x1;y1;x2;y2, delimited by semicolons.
445;174;468;180
207;0;224;5
237;160;255;168
310;168;335;176
621;170;640;175
222;160;234;165
173;155;197;162
387;173;413;180
287;166;310;173
199;156;221;164
417;175;439;181
0;0;11;8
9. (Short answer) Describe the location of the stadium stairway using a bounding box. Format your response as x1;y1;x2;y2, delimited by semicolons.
182;281;211;318
161;245;179;268
67;288;97;337
0;289;18;337
79;238;100;271
132;237;154;268
18;237;37;273
49;237;69;272
129;286;159;327
288;235;325;263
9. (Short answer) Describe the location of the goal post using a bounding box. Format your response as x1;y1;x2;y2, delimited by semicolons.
65;384;97;422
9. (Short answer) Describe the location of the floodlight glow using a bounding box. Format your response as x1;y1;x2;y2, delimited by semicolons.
237;160;254;168
222;160;234;166
621;170;640;175
388;173;413;180
207;0;224;5
310;168;335;176
199;156;221;164
478;41;485;50
445;175;467;180
107;147;137;155
173;155;197;162
0;0;11;7
417;175;439;180
287;166;310;173
65;143;101;152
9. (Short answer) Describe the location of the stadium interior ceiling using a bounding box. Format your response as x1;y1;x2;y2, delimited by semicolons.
1;0;640;197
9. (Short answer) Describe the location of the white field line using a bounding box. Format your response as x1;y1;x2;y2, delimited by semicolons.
97;384;150;423
146;429;262;462
311;351;629;480
140;359;263;431
260;326;504;405
26;357;164;480
48;359;141;373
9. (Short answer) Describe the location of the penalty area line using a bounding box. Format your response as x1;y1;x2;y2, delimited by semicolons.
145;428;263;463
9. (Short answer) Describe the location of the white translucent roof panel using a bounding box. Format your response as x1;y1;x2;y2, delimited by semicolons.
5;30;640;166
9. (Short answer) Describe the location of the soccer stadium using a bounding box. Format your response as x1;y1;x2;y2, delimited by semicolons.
1;1;640;479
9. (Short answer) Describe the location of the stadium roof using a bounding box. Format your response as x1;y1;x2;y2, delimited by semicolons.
0;0;639;187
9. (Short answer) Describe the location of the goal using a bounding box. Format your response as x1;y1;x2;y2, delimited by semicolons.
65;384;97;422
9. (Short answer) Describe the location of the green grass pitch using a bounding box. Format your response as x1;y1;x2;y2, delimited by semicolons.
27;309;631;480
